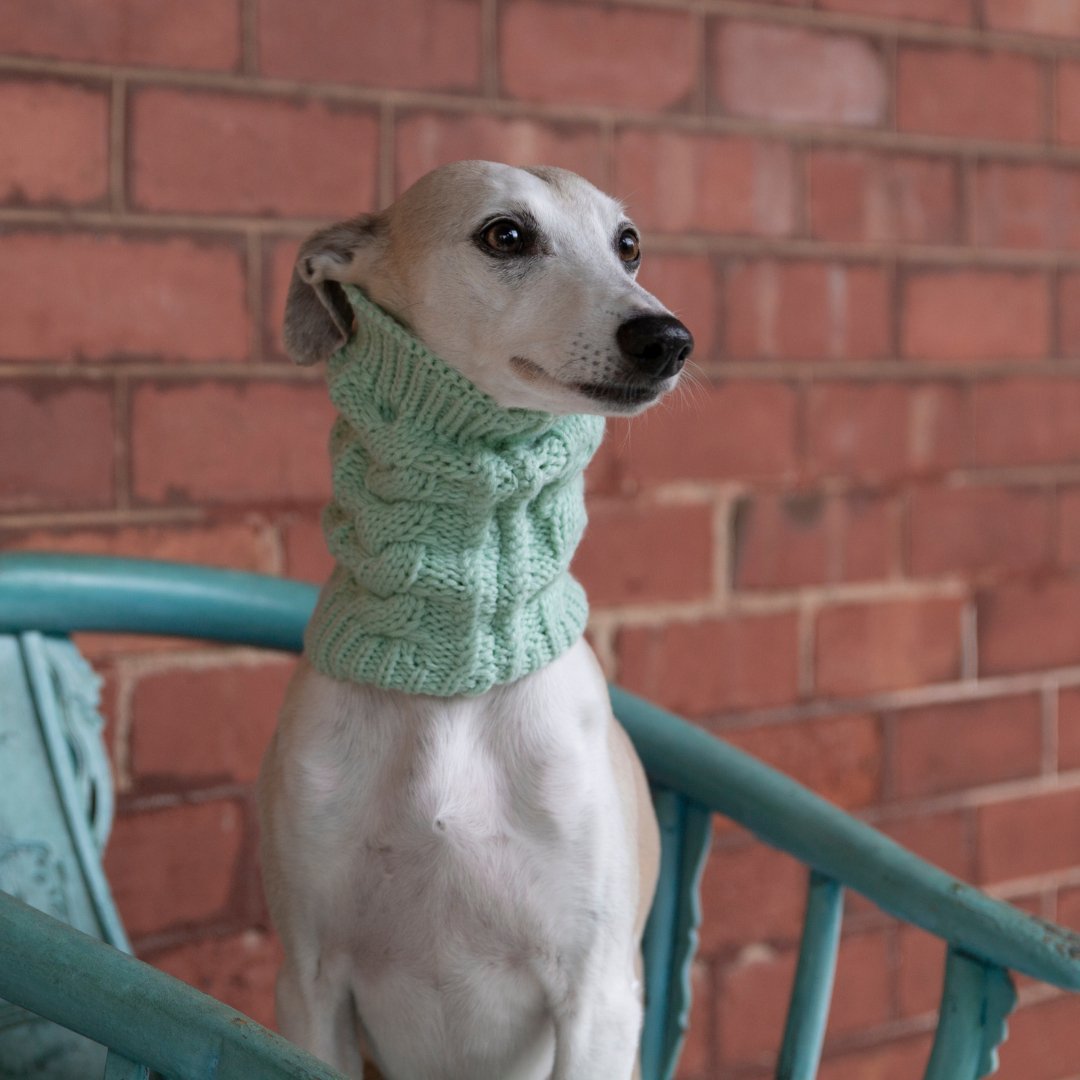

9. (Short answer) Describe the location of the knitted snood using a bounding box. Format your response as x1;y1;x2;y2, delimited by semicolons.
304;286;606;697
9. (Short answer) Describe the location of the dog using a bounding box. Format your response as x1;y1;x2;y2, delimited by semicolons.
257;161;694;1079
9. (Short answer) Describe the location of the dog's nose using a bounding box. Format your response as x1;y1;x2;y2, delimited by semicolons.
616;315;694;380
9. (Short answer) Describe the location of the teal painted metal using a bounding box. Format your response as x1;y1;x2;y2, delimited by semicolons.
640;788;712;1080
776;872;844;1080
102;1050;151;1079
0;891;347;1080
924;948;1017;1079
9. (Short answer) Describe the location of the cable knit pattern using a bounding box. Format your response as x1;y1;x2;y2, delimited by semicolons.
304;285;605;696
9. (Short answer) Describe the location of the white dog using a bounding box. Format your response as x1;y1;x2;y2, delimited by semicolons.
258;161;693;1080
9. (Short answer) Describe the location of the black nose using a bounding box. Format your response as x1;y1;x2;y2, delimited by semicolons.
616;315;694;380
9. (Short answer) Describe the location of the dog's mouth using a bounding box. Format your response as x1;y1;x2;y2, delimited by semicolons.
511;356;664;411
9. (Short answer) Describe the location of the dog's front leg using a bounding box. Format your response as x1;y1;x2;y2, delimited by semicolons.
549;977;643;1080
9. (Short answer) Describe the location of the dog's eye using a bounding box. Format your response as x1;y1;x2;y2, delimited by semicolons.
617;228;641;265
481;219;527;255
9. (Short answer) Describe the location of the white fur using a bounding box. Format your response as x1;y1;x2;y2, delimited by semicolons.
258;162;685;1079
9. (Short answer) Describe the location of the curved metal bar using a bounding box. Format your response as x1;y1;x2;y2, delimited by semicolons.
0;891;345;1080
776;872;844;1080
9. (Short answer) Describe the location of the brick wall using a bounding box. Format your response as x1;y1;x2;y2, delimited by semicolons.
2;0;1080;1075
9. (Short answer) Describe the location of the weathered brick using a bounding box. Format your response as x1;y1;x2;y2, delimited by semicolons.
575;500;713;607
996;995;1080;1080
817;0;970;23
725;260;890;361
394;111;607;195
977;788;1080;882
104;799;247;938
1058;61;1080;145
901;270;1051;362
610;383;799;488
0;383;114;511
889;694;1043;799
616;613;800;717
971;163;1080;249
131;381;334;504
880;810;975;880
712;21;887;127
614;129;797;236
897;924;945;1016
0;522;277;572
129;661;294;789
908;484;1051;577
1059;272;1080;357
807;382;970;481
985;0;1080;37
839;492;900;583
974;378;1080;467
147;929;281;1029
0;231;249;363
978;579;1080;675
1059;686;1080;771
501;0;696;111
0;78;108;207
809;149;961;245
897;46;1043;141
0;0;240;69
724;714;883;810
130;87;379;217
733;492;829;589
259;0;480;92
636;255;720;365
818;1035;934;1080
815;597;964;698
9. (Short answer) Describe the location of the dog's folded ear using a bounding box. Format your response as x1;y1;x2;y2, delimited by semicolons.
283;215;385;365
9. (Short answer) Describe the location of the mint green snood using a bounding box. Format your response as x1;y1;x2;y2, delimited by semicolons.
304;286;606;697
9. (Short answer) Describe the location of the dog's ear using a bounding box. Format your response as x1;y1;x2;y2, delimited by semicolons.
283;215;385;365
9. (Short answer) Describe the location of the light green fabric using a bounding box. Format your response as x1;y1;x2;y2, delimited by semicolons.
304;286;605;696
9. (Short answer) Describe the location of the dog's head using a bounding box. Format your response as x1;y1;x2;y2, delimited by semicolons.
284;160;693;416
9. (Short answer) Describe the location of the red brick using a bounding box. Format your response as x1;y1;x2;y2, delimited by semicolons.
1060;883;1080;928
978;579;1080;675
394;111;607;195
104;799;246;938
574;500;713;607
890;694;1043;799
839;493;900;583
636;255;720;365
971;163;1080;250
612;383;799;488
880;810;975;880
817;0;970;23
1060;273;1080;358
698;842;806;951
818;1035;933;1080
977;787;1080;882
901;270;1051;362
672;961;712;1079
712;22;886;127
717;931;892;1065
733;492;829;590
617;613;800;717
1060;687;1080;771
0;383;114;511
130;88;378;217
724;714;883;810
280;514;334;583
897;46;1043;142
975;378;1080;467
0;231;249;363
259;0;480;92
501;0;696;111
996;995;1080;1080
809;149;961;245
1058;61;1080;145
986;0;1080;36
909;484;1051;577
0;0;240;69
0;78;108;207
148;929;282;1029
815;597;964;698
130;661;294;789
131;381;334;504
725;260;890;361
897;924;944;1016
0;522;277;572
807;382;970;481
614;129;797;236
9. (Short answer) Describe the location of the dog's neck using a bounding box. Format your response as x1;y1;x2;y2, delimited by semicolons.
304;286;605;696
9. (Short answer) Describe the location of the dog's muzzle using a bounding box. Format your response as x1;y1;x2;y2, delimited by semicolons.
617;315;694;380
